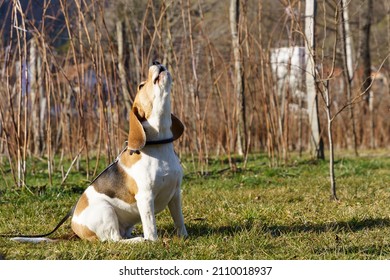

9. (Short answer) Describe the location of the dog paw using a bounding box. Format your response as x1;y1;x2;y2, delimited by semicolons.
120;237;146;243
177;228;188;238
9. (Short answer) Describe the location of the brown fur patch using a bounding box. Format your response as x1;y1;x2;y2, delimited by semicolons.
71;222;98;241
125;176;138;204
128;81;153;150
74;193;89;216
128;108;146;151
92;161;138;204
119;150;142;169
133;79;154;119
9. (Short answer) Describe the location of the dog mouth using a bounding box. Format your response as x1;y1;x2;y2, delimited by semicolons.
152;61;167;85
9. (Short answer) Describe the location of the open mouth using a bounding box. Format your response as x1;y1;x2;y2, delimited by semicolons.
153;63;167;84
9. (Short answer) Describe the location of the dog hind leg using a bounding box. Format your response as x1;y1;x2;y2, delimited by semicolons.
85;204;123;242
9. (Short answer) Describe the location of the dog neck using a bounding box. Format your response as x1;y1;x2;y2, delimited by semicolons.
142;90;173;142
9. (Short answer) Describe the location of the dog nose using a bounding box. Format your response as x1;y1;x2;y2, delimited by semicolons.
152;60;166;73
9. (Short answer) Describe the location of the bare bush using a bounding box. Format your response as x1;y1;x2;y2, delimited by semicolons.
0;0;389;188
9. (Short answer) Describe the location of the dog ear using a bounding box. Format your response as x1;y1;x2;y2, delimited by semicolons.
128;106;146;152
171;114;185;141
138;81;146;91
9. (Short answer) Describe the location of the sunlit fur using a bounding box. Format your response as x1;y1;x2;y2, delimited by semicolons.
71;63;187;242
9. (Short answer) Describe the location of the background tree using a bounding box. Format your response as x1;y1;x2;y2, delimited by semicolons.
230;0;246;156
304;0;324;160
340;0;358;155
358;0;374;148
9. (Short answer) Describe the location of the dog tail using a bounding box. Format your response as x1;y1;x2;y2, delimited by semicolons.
9;237;57;243
0;206;74;243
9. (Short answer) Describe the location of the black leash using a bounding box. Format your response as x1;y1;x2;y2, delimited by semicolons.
0;206;74;238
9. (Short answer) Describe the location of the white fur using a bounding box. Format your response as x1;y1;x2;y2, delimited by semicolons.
10;237;56;243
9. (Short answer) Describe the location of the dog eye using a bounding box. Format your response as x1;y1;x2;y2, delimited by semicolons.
138;81;146;91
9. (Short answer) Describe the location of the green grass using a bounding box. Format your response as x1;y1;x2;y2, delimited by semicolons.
1;152;390;260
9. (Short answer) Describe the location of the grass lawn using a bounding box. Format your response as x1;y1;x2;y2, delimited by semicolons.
0;152;390;260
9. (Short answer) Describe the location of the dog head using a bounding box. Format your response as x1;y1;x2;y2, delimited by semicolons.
128;61;184;152
134;62;172;117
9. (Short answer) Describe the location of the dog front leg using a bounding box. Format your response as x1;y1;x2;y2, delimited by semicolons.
168;189;188;238
136;192;158;241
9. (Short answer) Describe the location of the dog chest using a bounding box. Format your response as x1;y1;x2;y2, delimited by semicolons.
130;147;182;187
118;145;181;197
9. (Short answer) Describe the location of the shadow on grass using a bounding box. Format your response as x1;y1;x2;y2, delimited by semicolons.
265;217;390;237
186;217;390;238
313;243;390;257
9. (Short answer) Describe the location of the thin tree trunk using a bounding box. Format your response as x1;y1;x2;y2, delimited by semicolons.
116;20;132;113
29;38;41;155
38;54;46;155
318;1;340;200
324;82;338;200
305;0;324;160
358;0;373;148
340;0;358;156
230;0;246;156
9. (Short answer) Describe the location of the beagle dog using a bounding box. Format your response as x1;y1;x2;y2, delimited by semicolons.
71;61;187;242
